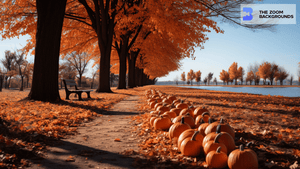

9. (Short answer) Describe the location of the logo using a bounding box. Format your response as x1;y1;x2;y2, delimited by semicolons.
241;4;296;24
243;7;253;21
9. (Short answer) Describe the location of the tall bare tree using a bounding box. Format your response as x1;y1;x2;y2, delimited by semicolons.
249;62;260;85
14;51;28;91
207;72;214;85
1;50;17;88
65;52;91;87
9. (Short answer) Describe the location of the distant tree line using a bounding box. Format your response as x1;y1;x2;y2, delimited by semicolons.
179;61;300;86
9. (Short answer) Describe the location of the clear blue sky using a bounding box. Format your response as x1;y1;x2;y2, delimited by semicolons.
0;0;299;81
158;0;300;81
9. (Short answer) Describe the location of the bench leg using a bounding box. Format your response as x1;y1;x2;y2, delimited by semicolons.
78;92;83;101
66;92;70;100
86;92;91;98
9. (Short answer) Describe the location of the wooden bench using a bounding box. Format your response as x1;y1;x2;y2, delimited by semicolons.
63;79;93;101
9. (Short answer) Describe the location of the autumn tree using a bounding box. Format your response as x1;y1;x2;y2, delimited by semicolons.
238;67;245;85
276;67;289;85
219;70;229;85
195;70;201;85
181;72;186;83
257;62;272;85
187;70;196;85
64;52;91;87
228;62;239;85
267;63;279;85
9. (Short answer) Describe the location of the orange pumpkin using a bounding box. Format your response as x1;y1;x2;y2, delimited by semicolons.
227;144;258;169
179;106;195;118
177;129;196;148
197;118;212;136
169;108;182;116
176;101;189;109
167;95;177;102
203;133;228;155
206;146;228;169
195;112;210;125
153;116;172;130
172;114;195;128
202;125;235;154
156;104;170;113
205;118;235;139
180;131;204;156
163;111;177;119
169;117;191;139
162;98;173;105
149;101;158;109
193;106;209;117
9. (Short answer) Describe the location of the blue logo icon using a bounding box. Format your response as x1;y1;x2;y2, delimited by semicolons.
243;7;253;21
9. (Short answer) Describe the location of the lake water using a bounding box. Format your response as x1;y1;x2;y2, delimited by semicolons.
179;86;300;97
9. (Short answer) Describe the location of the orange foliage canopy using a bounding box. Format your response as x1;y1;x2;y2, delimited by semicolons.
0;0;224;80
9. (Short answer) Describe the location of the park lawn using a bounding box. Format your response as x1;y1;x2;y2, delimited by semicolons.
130;85;300;169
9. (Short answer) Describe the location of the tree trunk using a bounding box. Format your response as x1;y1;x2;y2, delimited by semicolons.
20;76;24;91
78;74;82;87
117;36;129;89
94;1;117;93
128;51;138;88
27;0;66;102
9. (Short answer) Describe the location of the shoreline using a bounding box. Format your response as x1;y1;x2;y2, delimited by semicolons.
167;84;300;88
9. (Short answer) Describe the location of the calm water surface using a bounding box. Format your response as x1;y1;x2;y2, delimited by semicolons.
179;86;300;97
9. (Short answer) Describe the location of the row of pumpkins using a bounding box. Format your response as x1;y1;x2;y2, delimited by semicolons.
145;89;258;169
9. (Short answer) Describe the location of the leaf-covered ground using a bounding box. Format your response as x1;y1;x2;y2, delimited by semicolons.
128;85;300;169
0;88;144;169
0;86;299;169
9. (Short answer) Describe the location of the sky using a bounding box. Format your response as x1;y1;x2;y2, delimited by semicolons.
0;0;299;82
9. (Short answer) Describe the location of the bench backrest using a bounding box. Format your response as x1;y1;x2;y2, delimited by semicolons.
63;79;78;91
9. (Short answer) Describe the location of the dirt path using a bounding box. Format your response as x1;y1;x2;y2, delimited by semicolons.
29;95;142;169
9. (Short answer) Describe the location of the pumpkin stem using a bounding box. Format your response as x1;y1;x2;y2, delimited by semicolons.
201;112;210;117
216;146;222;153
181;117;185;124
158;111;161;115
220;118;224;124
191;131;200;141
208;118;212;124
199;118;204;124
239;144;244;151
188;105;194;109
216;124;221;134
246;141;254;148
214;133;223;143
